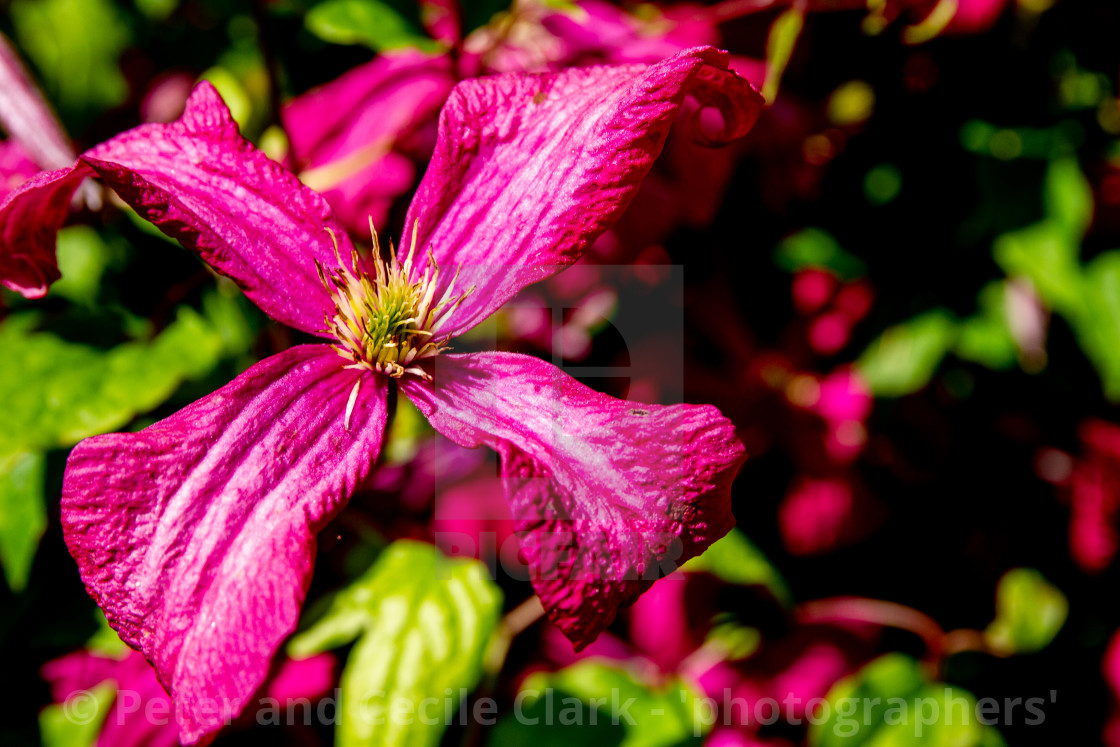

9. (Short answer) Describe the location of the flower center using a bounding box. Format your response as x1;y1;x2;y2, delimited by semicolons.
317;221;471;380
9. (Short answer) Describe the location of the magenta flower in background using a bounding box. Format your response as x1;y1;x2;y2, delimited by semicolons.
44;650;181;747
778;475;881;556
1;47;759;743
42;648;335;747
1105;628;1120;746
0;32;100;211
281;0;750;243
0;140;38;202
283;48;456;235
1041;419;1120;573
535;568;877;745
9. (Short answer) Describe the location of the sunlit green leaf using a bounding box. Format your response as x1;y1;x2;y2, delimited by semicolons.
762;5;804;103
1071;252;1120;400
955;282;1018;371
381;397;433;465
856;310;958;397
87;609;129;659
290;540;502;747
134;0;179;21
900;0;956;45
200;66;255;132
305;0;441;52
10;0;131;122
682;528;791;605
984;568;1068;655
1043;158;1093;240
0;299;249;452
810;654;1006;747
992;221;1081;315
39;681;116;747
49;226;122;306
492;660;707;747
0;449;46;592
774;229;866;279
704;620;761;661
200;281;259;361
200;16;275;138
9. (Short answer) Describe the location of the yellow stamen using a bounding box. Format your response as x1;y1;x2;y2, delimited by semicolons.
315;221;473;380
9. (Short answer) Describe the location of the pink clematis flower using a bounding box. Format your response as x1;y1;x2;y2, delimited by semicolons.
282;0;756;243
1047;419;1120;573
283;48;456;235
1;47;757;743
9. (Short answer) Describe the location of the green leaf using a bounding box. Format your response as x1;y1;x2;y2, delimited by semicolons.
382;396;433;466
856;310;958;397
0;301;247;452
762;5;804;103
703;620;761;661
809;654;1006;747
305;0;441;52
682;529;791;605
87;609;129;658
0;449;47;592
1071;252;1120;401
992;221;1082;315
492;660;707;747
1043;158;1093;240
900;0;956;44
39;681;116;747
49;227;122;306
955;282;1018;371
983;568;1068;655
290;540;503;747
199;66;255;132
773;229;867;279
10;0;131;122
134;0;180;21
200;281;259;360
863;164;902;206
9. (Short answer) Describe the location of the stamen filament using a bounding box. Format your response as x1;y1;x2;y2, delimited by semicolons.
315;221;473;380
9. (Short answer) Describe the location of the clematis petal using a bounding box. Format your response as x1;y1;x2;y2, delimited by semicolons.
401;352;745;649
0;163;91;296
0;32;76;173
81;82;353;333
403;45;763;338
0;82;352;331
0;139;40;200
542;0;722;68
418;0;460;47
61;345;386;744
283;50;455;234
